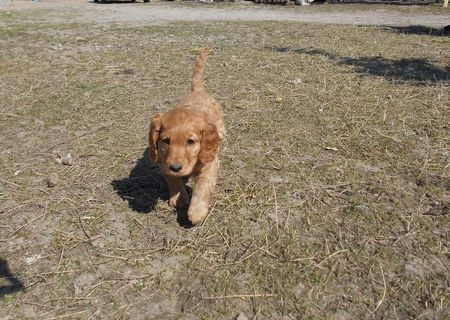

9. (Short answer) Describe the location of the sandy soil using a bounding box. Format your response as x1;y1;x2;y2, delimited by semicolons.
1;0;449;27
0;1;449;318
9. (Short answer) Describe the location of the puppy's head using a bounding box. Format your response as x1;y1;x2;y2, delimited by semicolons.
149;108;219;177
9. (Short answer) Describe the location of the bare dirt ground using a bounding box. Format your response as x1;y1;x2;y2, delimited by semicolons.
1;0;450;27
0;1;449;319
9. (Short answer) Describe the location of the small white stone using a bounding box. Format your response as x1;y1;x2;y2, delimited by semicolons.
236;313;249;320
61;153;73;166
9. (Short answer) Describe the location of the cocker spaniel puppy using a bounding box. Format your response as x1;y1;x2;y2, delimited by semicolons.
149;49;225;225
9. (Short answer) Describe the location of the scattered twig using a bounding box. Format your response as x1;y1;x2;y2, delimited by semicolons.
16;300;55;310
0;177;20;187
200;200;218;226
317;249;349;266
78;214;94;243
258;247;278;259
132;216;145;228
41;122;113;154
203;293;277;300
290;256;316;262
373;261;387;313
104;274;155;282
374;130;401;143
56;240;67;272
272;183;279;236
46;309;90;320
1;208;47;241
44;297;97;303
95;253;129;261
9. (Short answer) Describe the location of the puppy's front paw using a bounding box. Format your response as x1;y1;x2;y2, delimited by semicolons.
169;193;190;209
187;201;209;225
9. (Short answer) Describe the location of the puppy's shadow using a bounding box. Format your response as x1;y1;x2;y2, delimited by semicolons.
0;258;24;297
111;148;192;227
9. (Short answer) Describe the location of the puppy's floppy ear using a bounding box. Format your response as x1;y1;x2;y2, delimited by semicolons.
198;122;219;164
149;113;163;163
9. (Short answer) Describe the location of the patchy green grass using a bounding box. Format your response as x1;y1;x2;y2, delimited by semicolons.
0;8;449;320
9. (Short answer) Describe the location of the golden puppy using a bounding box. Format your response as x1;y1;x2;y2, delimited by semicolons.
149;49;225;225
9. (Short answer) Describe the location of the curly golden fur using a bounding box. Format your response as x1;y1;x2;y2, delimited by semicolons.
149;49;225;225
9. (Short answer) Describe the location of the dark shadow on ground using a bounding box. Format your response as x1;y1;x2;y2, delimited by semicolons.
111;148;192;227
0;258;24;297
385;25;450;37
271;47;450;85
339;56;449;84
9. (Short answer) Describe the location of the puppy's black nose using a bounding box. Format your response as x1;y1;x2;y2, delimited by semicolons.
169;163;183;173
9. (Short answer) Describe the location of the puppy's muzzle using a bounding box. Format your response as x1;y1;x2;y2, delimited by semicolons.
169;163;183;173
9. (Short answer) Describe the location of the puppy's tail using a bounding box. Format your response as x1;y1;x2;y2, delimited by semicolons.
191;48;211;92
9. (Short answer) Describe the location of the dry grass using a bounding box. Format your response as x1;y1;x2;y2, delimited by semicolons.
169;1;450;14
0;8;449;320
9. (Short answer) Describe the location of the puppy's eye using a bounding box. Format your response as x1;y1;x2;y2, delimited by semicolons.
161;138;170;145
186;139;196;145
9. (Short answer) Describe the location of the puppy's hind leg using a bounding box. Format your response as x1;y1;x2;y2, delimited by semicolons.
164;176;190;209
